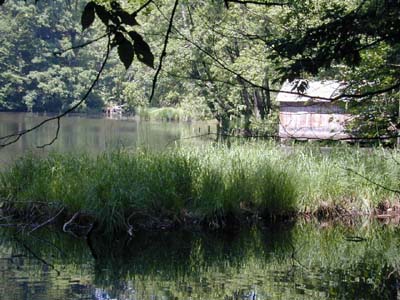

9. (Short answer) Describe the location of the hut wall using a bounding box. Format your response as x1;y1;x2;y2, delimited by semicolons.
279;102;351;140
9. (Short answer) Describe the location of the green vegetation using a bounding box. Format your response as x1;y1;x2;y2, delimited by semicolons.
0;0;110;112
2;0;399;137
90;222;400;299
0;145;296;232
136;106;210;122
1;1;400;297
1;143;399;233
1;221;399;299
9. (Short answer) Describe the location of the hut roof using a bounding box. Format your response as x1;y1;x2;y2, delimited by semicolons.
276;80;347;103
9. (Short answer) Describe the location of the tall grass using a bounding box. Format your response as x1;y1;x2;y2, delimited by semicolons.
136;107;209;122
1;142;399;232
0;146;296;232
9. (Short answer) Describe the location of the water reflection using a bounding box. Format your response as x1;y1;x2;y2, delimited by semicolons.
0;221;399;299
0;112;214;163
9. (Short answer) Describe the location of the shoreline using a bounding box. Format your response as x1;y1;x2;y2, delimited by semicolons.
2;200;400;236
1;144;400;234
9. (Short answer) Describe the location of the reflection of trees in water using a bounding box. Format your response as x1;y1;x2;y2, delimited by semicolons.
0;113;214;162
0;221;399;299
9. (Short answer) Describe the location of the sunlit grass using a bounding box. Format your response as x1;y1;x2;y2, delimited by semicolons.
1;142;399;232
0;145;296;232
137;106;209;122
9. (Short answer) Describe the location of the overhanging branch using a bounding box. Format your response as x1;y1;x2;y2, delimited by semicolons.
149;0;179;103
225;0;288;7
0;33;112;149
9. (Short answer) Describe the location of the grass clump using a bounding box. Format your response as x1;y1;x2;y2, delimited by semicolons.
137;106;210;122
1;142;400;233
0;146;296;233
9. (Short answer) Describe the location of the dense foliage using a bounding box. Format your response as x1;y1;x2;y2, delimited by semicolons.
0;0;400;137
1;1;98;111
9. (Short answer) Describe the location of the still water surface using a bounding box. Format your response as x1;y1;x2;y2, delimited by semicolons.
0;221;399;300
0;112;214;163
0;113;400;299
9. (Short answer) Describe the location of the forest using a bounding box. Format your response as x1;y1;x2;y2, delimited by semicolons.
0;0;399;139
2;3;400;298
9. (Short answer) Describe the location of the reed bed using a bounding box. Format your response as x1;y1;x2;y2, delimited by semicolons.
1;142;399;232
137;107;208;122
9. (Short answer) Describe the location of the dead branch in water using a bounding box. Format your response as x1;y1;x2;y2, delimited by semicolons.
29;207;65;234
63;211;80;233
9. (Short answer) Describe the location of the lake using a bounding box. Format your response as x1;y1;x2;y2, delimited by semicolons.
0;112;215;163
0;113;399;299
0;220;399;300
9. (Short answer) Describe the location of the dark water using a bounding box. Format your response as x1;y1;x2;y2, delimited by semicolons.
0;221;399;300
0;112;214;163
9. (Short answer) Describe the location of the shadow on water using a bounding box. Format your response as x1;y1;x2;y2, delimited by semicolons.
0;220;399;299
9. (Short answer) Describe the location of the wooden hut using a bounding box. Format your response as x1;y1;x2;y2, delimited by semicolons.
277;80;351;140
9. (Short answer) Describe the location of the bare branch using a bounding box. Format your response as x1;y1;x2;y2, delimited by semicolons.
335;82;400;100
132;0;153;16
28;206;65;234
63;211;80;233
340;166;400;194
166;2;400;103
226;0;288;6
53;33;108;56
0;33;112;149
37;117;60;149
149;0;179;103
165;70;241;87
156;5;390;103
15;237;60;275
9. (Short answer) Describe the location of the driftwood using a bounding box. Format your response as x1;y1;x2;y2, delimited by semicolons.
62;211;80;233
29;207;65;234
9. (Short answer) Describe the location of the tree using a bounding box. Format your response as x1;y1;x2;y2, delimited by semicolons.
0;0;106;112
267;0;400;140
1;0;400;145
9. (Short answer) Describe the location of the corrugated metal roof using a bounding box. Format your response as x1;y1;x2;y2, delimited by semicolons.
276;80;347;103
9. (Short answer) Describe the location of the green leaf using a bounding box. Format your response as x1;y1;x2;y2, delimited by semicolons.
111;1;121;11
129;31;154;69
81;2;96;31
118;10;139;26
118;37;134;69
113;32;124;44
95;5;111;26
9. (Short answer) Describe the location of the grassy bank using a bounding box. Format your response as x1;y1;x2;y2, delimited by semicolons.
136;106;210;122
1;143;399;233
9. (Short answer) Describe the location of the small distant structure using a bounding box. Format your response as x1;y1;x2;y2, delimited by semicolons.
277;80;352;141
104;104;127;116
